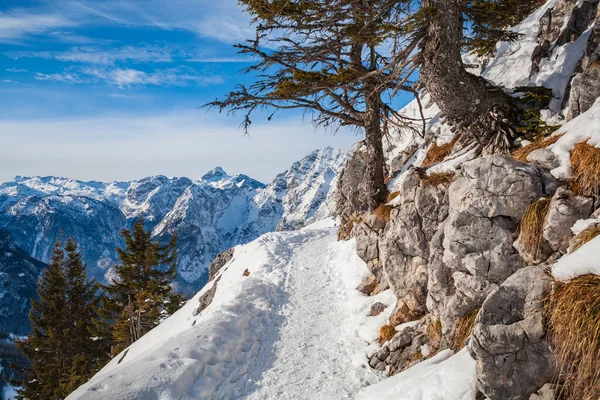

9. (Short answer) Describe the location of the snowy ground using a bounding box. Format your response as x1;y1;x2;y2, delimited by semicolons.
67;220;398;400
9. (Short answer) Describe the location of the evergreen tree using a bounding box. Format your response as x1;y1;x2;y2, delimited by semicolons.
15;239;104;400
102;219;183;356
206;0;422;211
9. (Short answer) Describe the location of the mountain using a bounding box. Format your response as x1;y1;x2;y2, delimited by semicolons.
0;147;350;292
68;0;600;399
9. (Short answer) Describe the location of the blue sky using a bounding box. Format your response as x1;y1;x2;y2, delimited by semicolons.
0;0;412;183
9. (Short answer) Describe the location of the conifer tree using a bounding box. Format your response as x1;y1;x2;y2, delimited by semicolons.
102;219;183;356
15;239;104;400
206;0;422;211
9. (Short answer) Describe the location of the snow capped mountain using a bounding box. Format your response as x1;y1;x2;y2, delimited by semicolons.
0;147;350;292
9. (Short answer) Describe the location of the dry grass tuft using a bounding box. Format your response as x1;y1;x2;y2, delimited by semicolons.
422;172;455;186
570;224;600;253
547;275;600;400
378;324;397;344
338;213;363;241
513;134;564;162
517;198;551;260
426;318;442;348
451;308;480;352
386;191;401;203
372;204;393;224
422;136;460;167
570;142;600;198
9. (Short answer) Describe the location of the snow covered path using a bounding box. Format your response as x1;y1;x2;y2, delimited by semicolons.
246;227;379;399
68;220;388;400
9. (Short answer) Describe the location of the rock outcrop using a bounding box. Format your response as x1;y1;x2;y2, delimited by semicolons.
428;156;556;339
470;266;554;400
380;169;450;321
208;248;234;281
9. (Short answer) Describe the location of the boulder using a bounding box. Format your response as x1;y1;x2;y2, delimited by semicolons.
357;274;378;295
208;248;234;281
526;148;561;170
470;266;554;400
368;316;434;375
379;169;449;320
369;302;387;317
355;215;389;289
543;187;593;253
427;156;557;340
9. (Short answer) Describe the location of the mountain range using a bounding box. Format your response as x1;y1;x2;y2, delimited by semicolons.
0;147;349;294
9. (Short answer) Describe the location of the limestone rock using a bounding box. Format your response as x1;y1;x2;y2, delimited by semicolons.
208;248;234;281
568;65;600;119
428;156;556;340
543;187;593;253
526;148;561;170
379;169;449;319
357;274;378;295
369;302;387;317
336;146;369;237
368;316;434;375
470;266;554;400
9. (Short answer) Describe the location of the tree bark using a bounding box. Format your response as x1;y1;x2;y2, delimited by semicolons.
361;92;389;211
421;0;518;153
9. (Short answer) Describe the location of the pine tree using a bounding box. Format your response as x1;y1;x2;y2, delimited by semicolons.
205;0;422;211
15;241;68;399
102;219;183;356
15;239;104;399
59;239;109;395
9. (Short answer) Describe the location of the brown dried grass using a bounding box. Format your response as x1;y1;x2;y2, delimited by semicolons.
517;198;551;260
386;191;400;203
378;324;397;344
570;142;600;198
372;204;393;224
451;308;480;352
570;224;600;253
547;275;600;400
426;318;442;348
422;172;455;186
422;135;460;167
513;134;564;162
338;213;363;241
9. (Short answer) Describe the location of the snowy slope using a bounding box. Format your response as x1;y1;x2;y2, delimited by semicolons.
67;220;394;400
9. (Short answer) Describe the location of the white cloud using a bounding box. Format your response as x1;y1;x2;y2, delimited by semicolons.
0;10;77;43
0;113;359;183
73;0;254;44
34;66;223;88
6;68;29;73
6;44;182;65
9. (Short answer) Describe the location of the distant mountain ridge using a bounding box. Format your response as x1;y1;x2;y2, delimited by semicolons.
0;147;350;292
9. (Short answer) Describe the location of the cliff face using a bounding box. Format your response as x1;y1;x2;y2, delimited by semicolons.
343;1;600;398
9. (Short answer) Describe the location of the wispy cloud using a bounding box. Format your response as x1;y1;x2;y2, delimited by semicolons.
5;44;185;65
6;68;29;73
0;10;77;43
187;57;254;63
35;66;223;88
73;0;253;44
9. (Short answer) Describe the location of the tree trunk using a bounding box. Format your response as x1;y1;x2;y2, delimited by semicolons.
421;0;518;153
361;93;388;211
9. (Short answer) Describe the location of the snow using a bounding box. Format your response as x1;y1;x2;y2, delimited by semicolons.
552;235;600;281
571;219;600;235
67;219;391;400
548;99;600;180
356;349;477;400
